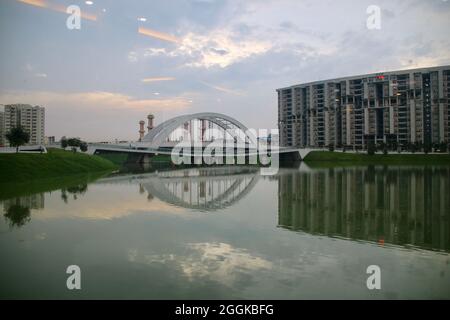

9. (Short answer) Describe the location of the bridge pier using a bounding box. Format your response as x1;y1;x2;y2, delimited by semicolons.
279;150;301;163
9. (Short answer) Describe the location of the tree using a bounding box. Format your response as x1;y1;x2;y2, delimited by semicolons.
391;141;398;152
439;141;448;153
80;142;88;152
367;142;376;156
62;137;88;152
61;137;68;148
424;142;432;154
5;127;30;153
67;138;82;148
378;142;386;153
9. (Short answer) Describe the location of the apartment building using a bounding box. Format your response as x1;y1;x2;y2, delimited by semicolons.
3;104;45;146
277;66;450;148
0;110;4;146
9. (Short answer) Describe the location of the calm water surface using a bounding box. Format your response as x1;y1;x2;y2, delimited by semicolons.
1;164;449;299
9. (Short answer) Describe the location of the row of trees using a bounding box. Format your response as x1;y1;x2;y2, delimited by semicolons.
3;126;89;153
61;137;88;152
327;141;450;155
366;141;449;155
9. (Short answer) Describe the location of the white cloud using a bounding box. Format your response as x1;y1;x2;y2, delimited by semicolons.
127;51;138;63
178;31;271;68
141;29;272;68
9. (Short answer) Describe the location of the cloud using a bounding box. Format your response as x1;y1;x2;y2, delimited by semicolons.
0;90;194;141
17;0;97;21
0;90;191;112
199;81;244;96
138;27;179;43
142;29;272;68
141;77;176;83
23;63;48;79
180;31;271;68
127;51;138;63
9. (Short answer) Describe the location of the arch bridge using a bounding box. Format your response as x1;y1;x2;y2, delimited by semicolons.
142;112;258;149
90;112;317;162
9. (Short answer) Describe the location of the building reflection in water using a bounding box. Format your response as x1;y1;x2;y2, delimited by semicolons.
278;166;450;252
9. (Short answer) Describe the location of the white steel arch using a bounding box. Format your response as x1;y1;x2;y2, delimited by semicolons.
142;112;257;148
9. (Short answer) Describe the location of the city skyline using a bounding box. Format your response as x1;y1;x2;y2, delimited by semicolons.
1;0;450;141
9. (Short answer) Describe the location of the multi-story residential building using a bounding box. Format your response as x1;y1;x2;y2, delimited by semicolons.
44;136;56;145
277;66;450;148
3;104;45;146
0;110;5;146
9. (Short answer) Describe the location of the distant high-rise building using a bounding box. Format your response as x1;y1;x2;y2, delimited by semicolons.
0;110;5;146
44;136;56;145
3;104;45;146
277;66;450;148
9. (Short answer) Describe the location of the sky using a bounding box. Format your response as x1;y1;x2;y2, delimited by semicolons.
0;0;450;142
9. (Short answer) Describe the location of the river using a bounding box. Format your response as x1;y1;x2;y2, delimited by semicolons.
1;163;449;299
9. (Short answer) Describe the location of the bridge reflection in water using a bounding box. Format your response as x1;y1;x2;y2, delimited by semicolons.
140;167;259;211
278;166;450;252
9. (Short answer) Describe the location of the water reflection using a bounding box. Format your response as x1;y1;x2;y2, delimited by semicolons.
97;166;260;212
1;165;449;299
278;166;450;252
61;184;88;203
140;167;259;211
2;194;44;227
2;165;449;254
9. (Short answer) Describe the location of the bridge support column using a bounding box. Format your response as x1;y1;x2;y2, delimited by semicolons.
279;150;302;163
125;153;152;164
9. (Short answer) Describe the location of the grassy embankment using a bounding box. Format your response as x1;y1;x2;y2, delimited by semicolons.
0;148;118;185
96;152;172;166
303;151;450;166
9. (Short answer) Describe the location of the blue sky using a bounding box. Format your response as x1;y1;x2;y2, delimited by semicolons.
1;0;450;141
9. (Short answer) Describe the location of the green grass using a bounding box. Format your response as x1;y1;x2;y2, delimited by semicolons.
0;148;118;184
95;152;130;166
304;151;450;164
96;152;173;166
150;154;172;162
0;172;109;200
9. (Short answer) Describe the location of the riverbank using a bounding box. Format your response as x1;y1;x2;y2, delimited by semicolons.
96;152;172;166
304;151;450;164
0;148;118;184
